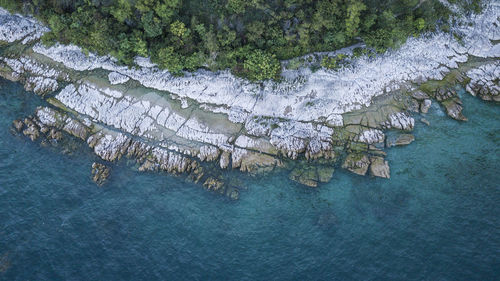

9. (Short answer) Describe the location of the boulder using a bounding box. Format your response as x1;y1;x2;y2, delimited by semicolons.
289;165;335;187
412;90;430;100
420;99;432;114
63;119;89;140
408;99;420;113
225;187;240;200
22;119;40;141
387;134;415;147
12;119;23;132
47;128;62;141
219;151;230;169
239;152;281;174
91;162;110;186
203;177;225;193
395;134;415;146
342;153;370;176
442;98;467;121
465;63;499;101
369;156;390;178
435;88;455;101
289;167;318;187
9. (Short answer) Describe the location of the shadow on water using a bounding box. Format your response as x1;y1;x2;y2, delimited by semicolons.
349;182;412;223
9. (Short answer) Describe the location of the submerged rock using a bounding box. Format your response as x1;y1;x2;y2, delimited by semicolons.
91;162;110;186
289;165;335;187
316;210;338;229
12;119;23;131
203;177;225;193
393;134;415;147
369;156;390;179
289;167;318;187
0;252;11;273
386;134;415;147
22;118;40;141
342;153;370;176
225;187;240;200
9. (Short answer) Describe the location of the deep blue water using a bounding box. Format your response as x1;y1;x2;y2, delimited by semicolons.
0;78;499;280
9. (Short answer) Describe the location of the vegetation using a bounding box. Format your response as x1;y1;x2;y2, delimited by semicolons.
2;0;480;80
321;53;348;70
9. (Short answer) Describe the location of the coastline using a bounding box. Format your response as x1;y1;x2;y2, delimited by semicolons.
0;2;498;198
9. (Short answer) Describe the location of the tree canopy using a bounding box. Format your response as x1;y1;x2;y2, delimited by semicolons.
3;0;479;80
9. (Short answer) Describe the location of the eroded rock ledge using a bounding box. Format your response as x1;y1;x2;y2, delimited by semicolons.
0;3;498;198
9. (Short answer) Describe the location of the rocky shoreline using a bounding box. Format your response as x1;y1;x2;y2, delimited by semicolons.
0;2;498;198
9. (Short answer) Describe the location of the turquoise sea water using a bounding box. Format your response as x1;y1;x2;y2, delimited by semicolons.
0;77;499;280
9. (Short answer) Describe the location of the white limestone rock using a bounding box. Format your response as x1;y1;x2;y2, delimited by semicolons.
219;151;230;169
0;8;48;44
420;99;432;114
35;107;63;127
88;132;130;162
24;76;58;95
198;145;220;162
0;2;494;134
357;129;385;144
385;112;415;131
108;72;130;85
466;62;500;101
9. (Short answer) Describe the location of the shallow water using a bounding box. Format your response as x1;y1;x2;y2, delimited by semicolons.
0;78;499;280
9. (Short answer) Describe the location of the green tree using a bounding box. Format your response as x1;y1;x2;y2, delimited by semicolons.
345;0;366;38
154;0;181;22
243;50;281;81
158;46;183;74
110;0;132;23
142;11;164;38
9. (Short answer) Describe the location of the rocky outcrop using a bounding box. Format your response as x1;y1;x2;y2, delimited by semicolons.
108;72;130;85
369;156;390;179
466;62;500;102
0;3;499;197
442;98;467;121
357;129;385;144
21;118;40;141
382;112;415;131
0;56;67;96
29;1;499;127
203;177;225;194
420;99;432;114
91;162;110;186
342;153;370;176
289;165;335;187
0;8;48;44
387;134;415;147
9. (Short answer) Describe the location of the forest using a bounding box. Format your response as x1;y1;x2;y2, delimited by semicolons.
2;0;482;80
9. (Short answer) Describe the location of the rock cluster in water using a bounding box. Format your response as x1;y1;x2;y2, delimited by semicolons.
0;2;498;198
